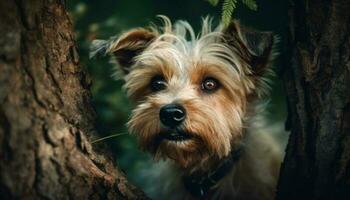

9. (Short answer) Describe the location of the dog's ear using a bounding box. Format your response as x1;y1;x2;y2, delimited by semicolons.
222;21;275;77
90;29;156;74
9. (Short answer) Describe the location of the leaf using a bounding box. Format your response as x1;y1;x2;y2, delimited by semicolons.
221;0;237;26
206;0;220;6
241;0;258;11
205;0;258;27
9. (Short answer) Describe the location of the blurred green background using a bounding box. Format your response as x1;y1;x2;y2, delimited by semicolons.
67;0;288;196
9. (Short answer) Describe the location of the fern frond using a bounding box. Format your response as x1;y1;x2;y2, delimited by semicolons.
242;0;258;11
207;0;220;6
204;0;257;26
221;0;237;26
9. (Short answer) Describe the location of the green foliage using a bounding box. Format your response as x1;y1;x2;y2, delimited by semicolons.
222;0;237;26
207;0;219;6
242;0;258;11
206;0;258;26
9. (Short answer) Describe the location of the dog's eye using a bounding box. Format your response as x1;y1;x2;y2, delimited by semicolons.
150;75;167;92
201;77;219;93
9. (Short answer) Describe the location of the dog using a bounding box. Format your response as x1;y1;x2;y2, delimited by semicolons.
90;16;283;200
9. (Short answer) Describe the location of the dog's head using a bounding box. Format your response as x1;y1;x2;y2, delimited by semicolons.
91;16;275;168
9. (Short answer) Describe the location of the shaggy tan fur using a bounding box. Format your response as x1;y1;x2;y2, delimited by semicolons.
91;16;282;200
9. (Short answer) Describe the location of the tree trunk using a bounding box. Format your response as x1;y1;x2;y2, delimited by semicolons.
277;0;350;199
0;0;148;199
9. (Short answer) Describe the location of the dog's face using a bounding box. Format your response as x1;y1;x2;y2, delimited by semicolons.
91;17;275;168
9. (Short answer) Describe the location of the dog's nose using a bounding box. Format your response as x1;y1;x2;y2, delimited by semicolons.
159;104;186;128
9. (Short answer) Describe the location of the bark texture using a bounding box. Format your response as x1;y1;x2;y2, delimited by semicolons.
277;0;350;199
0;0;148;199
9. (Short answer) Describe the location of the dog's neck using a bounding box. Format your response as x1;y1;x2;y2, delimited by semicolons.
182;146;243;198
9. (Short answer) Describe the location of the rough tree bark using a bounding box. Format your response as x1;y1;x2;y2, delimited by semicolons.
277;0;350;199
0;0;148;199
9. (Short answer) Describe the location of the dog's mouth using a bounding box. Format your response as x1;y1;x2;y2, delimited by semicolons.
159;129;194;142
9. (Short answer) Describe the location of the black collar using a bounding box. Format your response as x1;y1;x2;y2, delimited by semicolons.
183;148;242;199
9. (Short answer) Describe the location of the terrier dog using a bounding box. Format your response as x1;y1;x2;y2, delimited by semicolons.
91;16;282;200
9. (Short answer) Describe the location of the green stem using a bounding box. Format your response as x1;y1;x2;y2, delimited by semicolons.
91;133;128;144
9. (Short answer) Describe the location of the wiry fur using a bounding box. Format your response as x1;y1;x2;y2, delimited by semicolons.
91;16;282;200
